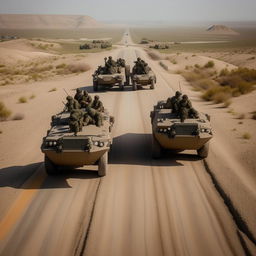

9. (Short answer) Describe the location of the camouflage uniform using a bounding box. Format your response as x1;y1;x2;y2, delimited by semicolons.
86;106;103;127
74;88;83;103
65;96;81;112
80;91;92;108
69;109;84;135
178;95;199;122
91;95;104;112
165;91;182;113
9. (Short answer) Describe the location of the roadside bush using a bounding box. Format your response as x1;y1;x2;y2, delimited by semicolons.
147;51;161;60
12;113;25;120
18;97;27;103
204;61;215;68
251;111;256;120
0;101;12;121
202;86;232;102
56;63;66;69
242;132;251;140
49;88;57;92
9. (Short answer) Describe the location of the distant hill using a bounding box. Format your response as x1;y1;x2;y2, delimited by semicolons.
0;14;105;29
207;25;239;35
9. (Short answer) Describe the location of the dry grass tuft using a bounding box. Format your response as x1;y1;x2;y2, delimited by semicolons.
18;96;27;103
12;113;25;120
30;94;36;99
147;51;161;60
204;61;215;68
237;113;246;119
242;132;251;140
0;101;12;121
49;88;57;92
66;63;90;73
252;111;256;120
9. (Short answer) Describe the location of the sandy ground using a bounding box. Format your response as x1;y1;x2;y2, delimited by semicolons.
0;32;255;256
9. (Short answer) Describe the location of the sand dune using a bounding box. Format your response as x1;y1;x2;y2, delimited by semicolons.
0;14;104;29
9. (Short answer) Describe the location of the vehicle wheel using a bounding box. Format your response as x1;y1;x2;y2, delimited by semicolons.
150;80;155;89
119;81;124;91
98;152;108;177
125;75;130;86
197;142;209;158
45;155;59;175
152;135;162;158
132;81;137;91
93;81;98;91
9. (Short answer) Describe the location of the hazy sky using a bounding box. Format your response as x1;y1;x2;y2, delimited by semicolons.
0;0;255;23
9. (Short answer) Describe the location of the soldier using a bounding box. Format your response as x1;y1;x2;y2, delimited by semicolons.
83;111;96;126
178;95;199;122
65;96;80;112
91;95;104;112
80;90;92;108
74;88;83;103
86;106;103;127
106;56;116;67
69;109;84;135
165;91;182;113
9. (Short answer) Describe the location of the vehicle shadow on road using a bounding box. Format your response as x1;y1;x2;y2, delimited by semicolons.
0;163;99;189
78;85;134;94
109;133;201;167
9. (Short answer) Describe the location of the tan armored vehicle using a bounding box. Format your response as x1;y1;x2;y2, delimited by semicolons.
92;58;130;91
150;101;213;158
41;110;114;176
131;61;156;90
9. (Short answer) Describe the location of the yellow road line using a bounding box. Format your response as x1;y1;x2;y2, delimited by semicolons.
0;164;47;240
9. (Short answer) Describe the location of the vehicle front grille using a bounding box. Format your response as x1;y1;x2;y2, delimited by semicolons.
62;137;91;150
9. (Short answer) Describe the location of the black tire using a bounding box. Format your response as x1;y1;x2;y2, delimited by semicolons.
152;135;162;159
125;75;130;86
93;81;98;91
132;81;137;91
150;79;155;89
197;142;209;158
44;155;59;175
98;152;108;177
119;81;124;91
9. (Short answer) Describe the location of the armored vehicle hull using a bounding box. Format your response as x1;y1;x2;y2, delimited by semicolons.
41;110;114;176
93;65;130;91
150;101;213;158
131;70;156;91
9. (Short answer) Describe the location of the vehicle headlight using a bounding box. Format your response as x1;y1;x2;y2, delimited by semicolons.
99;142;104;147
49;141;53;147
159;128;163;133
167;127;171;131
94;141;99;146
163;129;167;133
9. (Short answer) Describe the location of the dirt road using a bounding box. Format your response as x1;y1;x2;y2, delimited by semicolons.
0;33;250;256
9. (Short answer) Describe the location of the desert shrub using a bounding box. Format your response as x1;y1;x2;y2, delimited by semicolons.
0;130;2;134
252;111;256;120
147;51;161;60
30;94;36;99
18;97;27;103
223;99;232;108
194;64;200;68
171;59;177;64
237;113;245;119
195;78;218;90
0;64;5;68
0;101;12;121
202;86;232;102
67;63;90;73
204;61;215;68
242;132;251;140
56;63;67;69
219;68;230;76
49;88;57;92
12;113;25;120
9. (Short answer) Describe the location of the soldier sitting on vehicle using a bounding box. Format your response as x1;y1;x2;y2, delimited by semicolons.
69;109;84;135
133;57;148;75
165;91;182;113
65;96;80;112
116;58;125;67
80;90;92;108
178;95;199;122
91;95;104;112
74;88;83;103
86;106;103;127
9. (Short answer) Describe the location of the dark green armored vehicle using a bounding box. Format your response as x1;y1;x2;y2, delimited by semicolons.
150;101;213;158
41;110;114;176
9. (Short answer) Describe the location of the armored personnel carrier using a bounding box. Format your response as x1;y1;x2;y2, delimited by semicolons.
92;58;130;91
41;110;114;176
131;63;156;91
150;101;213;158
